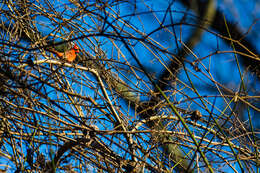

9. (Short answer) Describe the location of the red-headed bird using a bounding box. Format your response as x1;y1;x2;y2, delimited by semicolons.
48;42;80;62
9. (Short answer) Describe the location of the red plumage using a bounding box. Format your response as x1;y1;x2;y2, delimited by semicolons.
48;43;80;62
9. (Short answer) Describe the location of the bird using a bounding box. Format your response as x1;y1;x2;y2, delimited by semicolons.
47;42;80;62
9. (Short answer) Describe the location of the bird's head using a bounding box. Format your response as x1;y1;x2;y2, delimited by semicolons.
72;43;80;53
